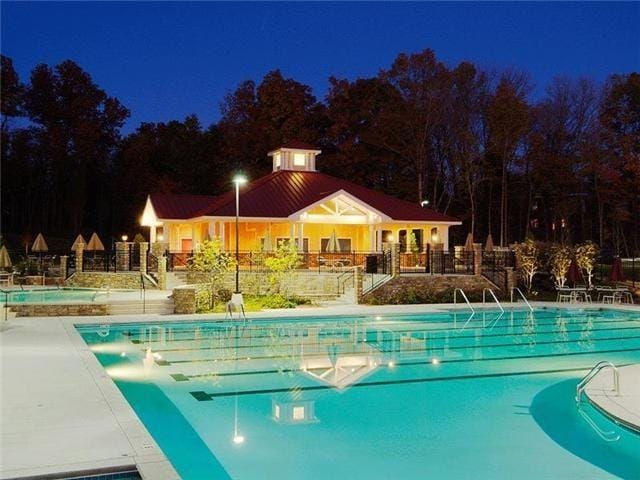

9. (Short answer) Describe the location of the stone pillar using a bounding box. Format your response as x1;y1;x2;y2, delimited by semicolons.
158;256;167;290
140;242;149;274
473;243;483;276
173;286;196;314
391;243;401;277
354;266;364;304
75;243;84;272
60;255;68;279
505;267;516;297
115;242;129;271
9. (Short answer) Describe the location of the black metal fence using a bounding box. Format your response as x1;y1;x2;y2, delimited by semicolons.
481;250;516;291
165;250;393;274
398;246;475;275
594;255;639;288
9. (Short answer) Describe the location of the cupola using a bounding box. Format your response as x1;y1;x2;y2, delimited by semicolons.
268;140;321;172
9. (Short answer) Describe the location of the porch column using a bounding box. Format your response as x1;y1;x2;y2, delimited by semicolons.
150;225;157;244
165;224;172;251
298;223;304;249
441;227;450;252
191;224;196;249
207;221;215;241
376;229;382;252
369;225;375;252
220;222;226;249
289;222;295;239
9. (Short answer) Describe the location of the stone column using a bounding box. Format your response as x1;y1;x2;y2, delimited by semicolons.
60;255;68;279
140;242;149;274
158;256;167;290
115;242;129;271
75;243;84;273
354;266;364;304
391;243;401;277
473;243;483;276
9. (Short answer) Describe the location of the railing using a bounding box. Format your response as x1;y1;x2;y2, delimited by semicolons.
336;270;354;295
575;361;619;404
400;248;475;275
482;288;504;313
453;288;475;313
577;405;620;442
147;252;159;273
140;274;146;314
510;287;533;312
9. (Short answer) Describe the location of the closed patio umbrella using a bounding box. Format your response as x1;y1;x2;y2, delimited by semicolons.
464;233;474;252
609;257;626;283
567;259;583;286
31;233;49;253
485;234;494;253
0;246;12;269
70;234;86;251
86;232;105;251
327;229;341;253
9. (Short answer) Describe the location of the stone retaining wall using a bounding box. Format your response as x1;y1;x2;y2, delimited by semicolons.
65;272;151;289
173;286;197;314
12;303;108;317
361;275;496;305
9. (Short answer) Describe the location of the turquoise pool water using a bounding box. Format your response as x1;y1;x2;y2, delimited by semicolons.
78;308;640;479
2;288;101;304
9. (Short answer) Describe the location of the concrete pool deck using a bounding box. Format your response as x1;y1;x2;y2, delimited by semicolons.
1;301;639;479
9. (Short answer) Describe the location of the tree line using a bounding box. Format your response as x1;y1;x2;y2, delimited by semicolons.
1;49;638;254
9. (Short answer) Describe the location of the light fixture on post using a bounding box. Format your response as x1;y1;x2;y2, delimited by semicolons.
121;234;128;242
231;174;248;314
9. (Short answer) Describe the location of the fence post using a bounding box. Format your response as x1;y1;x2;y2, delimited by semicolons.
158;256;167;290
75;243;84;272
391;243;401;276
140;242;149;274
354;266;363;303
504;267;516;296
115;242;128;272
473;243;483;276
60;255;68;279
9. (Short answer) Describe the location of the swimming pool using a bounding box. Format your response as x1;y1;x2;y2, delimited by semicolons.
78;308;640;479
2;287;102;304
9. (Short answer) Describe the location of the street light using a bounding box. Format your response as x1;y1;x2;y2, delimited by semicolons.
233;174;248;294
420;200;430;207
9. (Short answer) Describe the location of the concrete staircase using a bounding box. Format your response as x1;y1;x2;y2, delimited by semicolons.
107;297;174;315
166;271;188;289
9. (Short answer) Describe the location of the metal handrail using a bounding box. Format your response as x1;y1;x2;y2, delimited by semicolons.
482;288;504;313
454;288;475;313
575;361;619;404
140;274;146;314
510;287;533;312
577;405;620;442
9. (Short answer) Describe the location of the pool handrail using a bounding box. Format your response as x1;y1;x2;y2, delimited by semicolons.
453;288;474;313
482;288;504;313
576;404;620;442
575;361;619;404
510;287;533;312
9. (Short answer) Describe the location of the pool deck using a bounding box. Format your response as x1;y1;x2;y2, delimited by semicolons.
1;301;639;479
585;364;640;433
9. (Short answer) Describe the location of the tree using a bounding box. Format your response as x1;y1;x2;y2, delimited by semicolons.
485;76;530;246
513;238;539;292
575;241;599;288
549;244;572;288
264;242;302;296
188;239;233;307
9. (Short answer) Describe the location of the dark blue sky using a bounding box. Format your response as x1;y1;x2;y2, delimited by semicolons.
2;2;639;133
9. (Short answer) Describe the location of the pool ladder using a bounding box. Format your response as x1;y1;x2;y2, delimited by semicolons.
453;288;474;313
510;287;533;312
482;288;504;313
575;361;619;404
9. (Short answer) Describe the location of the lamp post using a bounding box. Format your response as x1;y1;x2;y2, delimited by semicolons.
233;174;248;294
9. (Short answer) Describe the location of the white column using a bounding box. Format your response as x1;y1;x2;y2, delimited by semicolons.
369;224;375;252
290;222;295;239
207;221;215;241
441;226;450;252
220;222;226;249
191;224;197;249
376;229;382;252
150;225;157;244
165;223;172;250
298;223;304;250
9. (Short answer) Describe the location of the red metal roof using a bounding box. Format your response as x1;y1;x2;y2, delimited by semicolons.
277;140;319;150
149;193;218;220
150;171;459;223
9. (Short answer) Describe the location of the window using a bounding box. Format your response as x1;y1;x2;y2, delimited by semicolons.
430;227;439;243
293;153;306;166
320;238;351;252
274;152;281;169
411;229;424;252
275;237;309;252
382;230;393;242
292;406;306;421
398;230;407;252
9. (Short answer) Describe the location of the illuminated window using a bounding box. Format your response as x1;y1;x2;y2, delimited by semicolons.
274;152;281;168
292;406;305;420
293;153;306;166
430;227;439;242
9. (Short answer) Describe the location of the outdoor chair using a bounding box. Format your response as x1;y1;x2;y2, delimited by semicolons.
0;272;13;287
